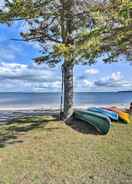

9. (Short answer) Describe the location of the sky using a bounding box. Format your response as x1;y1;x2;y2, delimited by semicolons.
0;19;132;92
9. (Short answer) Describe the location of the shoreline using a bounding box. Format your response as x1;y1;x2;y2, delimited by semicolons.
0;103;129;111
0;103;129;123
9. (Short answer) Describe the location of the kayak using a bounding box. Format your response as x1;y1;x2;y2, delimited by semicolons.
74;110;111;135
104;107;130;124
87;107;118;121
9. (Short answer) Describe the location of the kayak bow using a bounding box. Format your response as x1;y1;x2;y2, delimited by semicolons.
87;107;118;121
105;107;130;124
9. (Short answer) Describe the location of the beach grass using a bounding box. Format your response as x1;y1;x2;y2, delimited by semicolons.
0;115;132;184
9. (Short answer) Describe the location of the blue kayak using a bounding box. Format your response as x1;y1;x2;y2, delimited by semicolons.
87;107;119;121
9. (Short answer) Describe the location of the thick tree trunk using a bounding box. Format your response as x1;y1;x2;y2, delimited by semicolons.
63;63;74;120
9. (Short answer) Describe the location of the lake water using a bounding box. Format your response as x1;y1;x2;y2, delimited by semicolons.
0;92;132;110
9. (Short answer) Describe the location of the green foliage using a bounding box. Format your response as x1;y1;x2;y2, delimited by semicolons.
94;0;132;61
0;0;37;23
0;0;131;64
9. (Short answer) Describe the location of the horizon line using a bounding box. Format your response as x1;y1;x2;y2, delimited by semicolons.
0;91;132;93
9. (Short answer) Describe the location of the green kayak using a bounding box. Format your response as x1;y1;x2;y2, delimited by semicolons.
74;110;111;135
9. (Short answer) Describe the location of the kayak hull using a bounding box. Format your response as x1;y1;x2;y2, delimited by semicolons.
74;110;111;135
87;107;118;121
104;107;130;124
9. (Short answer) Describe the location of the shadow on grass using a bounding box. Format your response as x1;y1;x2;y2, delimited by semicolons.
0;115;58;148
66;117;99;135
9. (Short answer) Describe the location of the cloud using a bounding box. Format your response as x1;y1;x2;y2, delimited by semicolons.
0;62;61;92
85;68;99;75
0;0;9;12
111;72;122;81
0;0;4;7
78;68;99;81
82;80;93;87
94;72;132;89
94;72;122;87
0;42;22;62
0;63;132;92
75;78;94;91
0;47;16;61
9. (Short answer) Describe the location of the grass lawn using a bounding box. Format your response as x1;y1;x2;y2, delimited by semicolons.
0;115;132;184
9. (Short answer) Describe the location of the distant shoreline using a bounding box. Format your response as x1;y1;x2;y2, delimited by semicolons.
117;91;132;93
0;91;132;94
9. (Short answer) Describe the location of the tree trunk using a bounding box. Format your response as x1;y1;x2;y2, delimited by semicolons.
63;63;74;120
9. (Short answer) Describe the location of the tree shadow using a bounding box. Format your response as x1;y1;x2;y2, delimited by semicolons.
0;115;59;148
66;117;99;135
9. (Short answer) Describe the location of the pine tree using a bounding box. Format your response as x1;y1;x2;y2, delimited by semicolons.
0;0;131;119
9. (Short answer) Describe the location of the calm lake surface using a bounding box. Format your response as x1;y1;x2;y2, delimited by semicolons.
0;92;132;110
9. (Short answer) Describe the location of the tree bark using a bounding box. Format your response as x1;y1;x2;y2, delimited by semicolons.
63;63;74;120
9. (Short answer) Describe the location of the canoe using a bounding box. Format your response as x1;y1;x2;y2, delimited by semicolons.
74;110;111;135
104;107;130;124
87;107;118;121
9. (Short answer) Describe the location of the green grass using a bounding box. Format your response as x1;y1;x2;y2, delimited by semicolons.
0;115;132;184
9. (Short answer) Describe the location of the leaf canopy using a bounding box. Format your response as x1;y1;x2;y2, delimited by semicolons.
0;0;131;65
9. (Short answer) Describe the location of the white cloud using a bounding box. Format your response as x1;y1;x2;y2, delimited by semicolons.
0;62;61;92
0;0;9;12
94;72;132;89
111;72;122;81
82;80;93;87
0;61;131;92
85;68;99;75
75;78;94;91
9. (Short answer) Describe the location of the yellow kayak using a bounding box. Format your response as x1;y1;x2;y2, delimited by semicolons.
105;107;130;124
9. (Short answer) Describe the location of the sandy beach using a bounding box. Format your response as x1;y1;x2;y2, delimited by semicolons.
0;103;130;123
